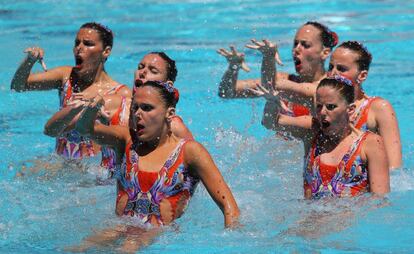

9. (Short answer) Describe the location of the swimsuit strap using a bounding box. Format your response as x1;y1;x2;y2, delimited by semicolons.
104;84;127;95
352;96;379;129
337;132;369;176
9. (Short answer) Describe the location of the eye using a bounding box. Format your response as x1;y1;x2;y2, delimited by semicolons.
316;104;323;111
84;40;94;47
149;67;159;74
302;42;311;49
337;65;348;73
326;104;337;111
328;64;333;71
74;39;80;47
140;104;153;112
293;40;299;48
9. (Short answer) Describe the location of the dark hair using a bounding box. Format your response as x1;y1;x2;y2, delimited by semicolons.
150;52;177;82
80;22;113;49
305;21;338;49
338;41;372;71
134;80;179;108
317;76;355;104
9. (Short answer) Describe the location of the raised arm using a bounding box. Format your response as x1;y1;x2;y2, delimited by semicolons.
245;39;283;88
184;141;240;227
217;45;261;98
363;133;390;195
371;98;402;170
11;47;68;92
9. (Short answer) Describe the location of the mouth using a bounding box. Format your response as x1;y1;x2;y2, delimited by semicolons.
293;57;302;70
136;123;145;134
75;56;83;68
321;120;330;129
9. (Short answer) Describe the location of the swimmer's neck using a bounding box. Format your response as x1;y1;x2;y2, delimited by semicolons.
135;131;175;156
319;126;352;149
76;66;112;90
298;66;326;83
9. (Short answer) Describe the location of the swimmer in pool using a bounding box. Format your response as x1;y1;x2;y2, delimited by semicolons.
217;21;338;120
257;41;402;170
257;75;390;198
11;22;131;169
44;51;193;176
69;80;239;252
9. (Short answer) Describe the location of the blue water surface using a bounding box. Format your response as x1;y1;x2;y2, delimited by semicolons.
0;1;414;253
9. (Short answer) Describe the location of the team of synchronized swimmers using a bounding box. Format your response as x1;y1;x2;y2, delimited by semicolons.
11;21;400;252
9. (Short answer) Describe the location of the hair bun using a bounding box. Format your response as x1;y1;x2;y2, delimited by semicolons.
331;31;339;47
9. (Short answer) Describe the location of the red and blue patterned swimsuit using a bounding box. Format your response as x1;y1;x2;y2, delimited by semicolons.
303;132;370;199
114;139;200;225
56;74;128;172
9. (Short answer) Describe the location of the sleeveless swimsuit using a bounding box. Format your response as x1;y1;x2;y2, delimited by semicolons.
99;86;129;173
55;77;95;159
114;139;199;226
303;132;370;199
351;96;379;132
56;73;128;168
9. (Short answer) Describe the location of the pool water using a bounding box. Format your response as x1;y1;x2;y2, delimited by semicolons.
1;0;414;253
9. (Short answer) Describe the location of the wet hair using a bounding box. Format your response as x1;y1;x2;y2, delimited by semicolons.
338;41;372;71
80;22;113;49
305;21;338;49
134;80;179;108
149;52;177;82
317;76;355;104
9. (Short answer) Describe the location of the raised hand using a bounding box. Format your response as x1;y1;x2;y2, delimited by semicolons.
245;39;283;66
24;46;48;71
217;45;250;72
248;82;289;111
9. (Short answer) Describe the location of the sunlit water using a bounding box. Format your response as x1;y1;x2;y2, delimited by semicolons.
1;1;414;253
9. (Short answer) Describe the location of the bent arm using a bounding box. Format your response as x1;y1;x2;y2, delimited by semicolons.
185;141;240;227
11;63;68;92
373;99;402;170
75;100;128;150
44;105;84;137
262;100;312;139
218;64;261;98
364;134;390;195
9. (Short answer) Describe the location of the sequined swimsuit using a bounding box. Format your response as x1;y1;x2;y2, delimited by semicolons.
114;139;200;225
303;132;370;199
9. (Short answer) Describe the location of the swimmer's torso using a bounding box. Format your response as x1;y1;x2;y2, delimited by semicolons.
114;139;200;226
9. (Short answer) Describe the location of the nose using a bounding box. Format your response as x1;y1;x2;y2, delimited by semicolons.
293;44;301;54
329;67;338;76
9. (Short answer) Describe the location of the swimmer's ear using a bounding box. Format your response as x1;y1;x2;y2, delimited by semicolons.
320;47;331;61
347;103;356;117
102;46;112;61
356;70;368;85
166;107;176;122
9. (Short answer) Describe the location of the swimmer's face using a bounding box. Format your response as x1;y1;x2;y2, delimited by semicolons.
292;25;330;78
73;28;109;75
328;47;368;86
134;54;169;84
129;86;173;142
316;86;352;136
